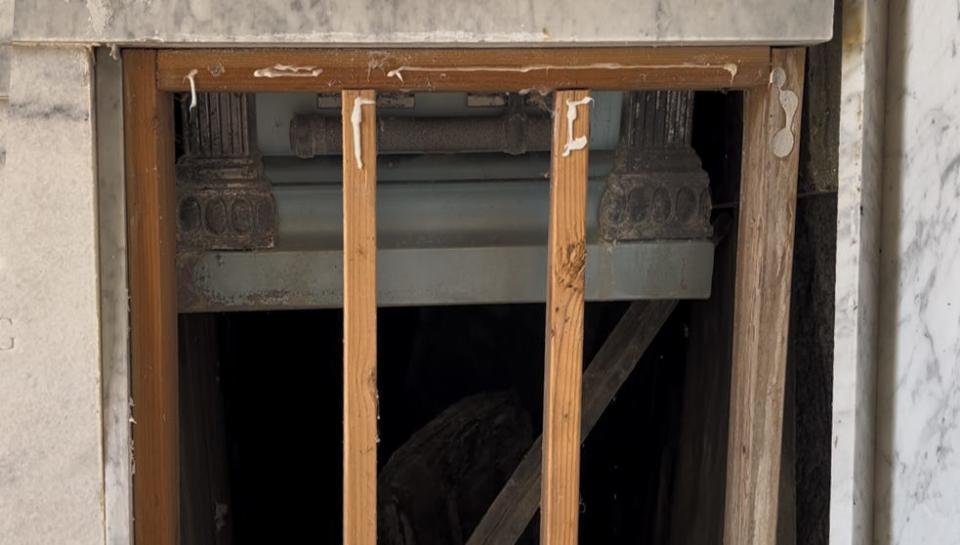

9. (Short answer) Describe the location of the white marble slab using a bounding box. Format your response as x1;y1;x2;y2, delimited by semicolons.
875;1;960;544
0;46;105;545
830;1;886;544
12;0;833;45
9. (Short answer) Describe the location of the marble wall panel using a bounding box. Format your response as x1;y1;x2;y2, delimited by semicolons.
875;1;960;544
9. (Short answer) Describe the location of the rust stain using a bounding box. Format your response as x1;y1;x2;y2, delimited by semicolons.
842;7;864;49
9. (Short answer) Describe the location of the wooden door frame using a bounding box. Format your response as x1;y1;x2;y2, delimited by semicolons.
123;46;805;545
124;49;179;545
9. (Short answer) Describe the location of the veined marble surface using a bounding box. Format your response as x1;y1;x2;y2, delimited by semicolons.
876;0;960;544
12;0;832;45
0;46;104;545
831;1;886;545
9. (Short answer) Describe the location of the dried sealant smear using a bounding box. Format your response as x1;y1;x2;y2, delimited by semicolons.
351;97;377;169
770;67;799;158
385;63;739;83
253;64;323;78
184;69;199;110
562;96;594;157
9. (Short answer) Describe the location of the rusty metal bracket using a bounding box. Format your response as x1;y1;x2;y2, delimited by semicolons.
176;92;277;250
599;91;712;241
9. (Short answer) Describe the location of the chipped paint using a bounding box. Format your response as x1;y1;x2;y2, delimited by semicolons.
562;96;593;157
253;64;323;78
770;66;799;158
85;0;115;35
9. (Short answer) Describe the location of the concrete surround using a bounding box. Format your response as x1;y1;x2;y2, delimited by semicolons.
0;46;103;545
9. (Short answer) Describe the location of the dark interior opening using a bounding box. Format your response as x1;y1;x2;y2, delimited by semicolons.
176;89;744;545
179;301;691;544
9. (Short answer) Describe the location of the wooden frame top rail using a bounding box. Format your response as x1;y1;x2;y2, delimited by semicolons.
156;47;771;93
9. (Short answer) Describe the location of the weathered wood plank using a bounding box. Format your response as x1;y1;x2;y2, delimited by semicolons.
124;49;179;545
723;47;806;545
156;47;770;93
342;89;379;545
469;300;678;545
541;89;591;545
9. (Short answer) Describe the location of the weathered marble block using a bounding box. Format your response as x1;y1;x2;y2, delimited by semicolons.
12;0;833;45
0;46;104;545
